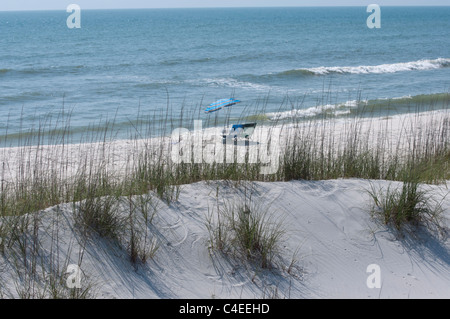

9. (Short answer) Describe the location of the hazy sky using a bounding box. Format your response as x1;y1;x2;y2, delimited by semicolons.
0;0;449;11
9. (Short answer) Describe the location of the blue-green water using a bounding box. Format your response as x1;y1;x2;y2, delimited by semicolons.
0;7;449;144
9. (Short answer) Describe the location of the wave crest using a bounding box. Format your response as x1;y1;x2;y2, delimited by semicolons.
280;58;450;77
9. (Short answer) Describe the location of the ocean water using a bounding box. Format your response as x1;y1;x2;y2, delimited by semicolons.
0;7;449;145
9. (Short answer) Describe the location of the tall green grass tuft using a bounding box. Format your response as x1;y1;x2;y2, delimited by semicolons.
368;174;445;234
73;170;123;240
124;193;159;265
207;198;285;269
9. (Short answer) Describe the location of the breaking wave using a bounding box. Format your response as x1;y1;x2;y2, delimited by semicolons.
266;93;450;120
266;100;361;120
276;58;450;77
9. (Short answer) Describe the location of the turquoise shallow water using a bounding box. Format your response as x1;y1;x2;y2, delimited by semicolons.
0;7;449;144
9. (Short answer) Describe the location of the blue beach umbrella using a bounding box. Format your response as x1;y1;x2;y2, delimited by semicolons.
204;98;241;114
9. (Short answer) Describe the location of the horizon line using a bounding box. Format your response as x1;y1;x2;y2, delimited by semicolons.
1;5;450;12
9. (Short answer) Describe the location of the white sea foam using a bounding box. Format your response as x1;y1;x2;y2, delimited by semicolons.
302;58;450;75
266;100;362;120
202;77;273;91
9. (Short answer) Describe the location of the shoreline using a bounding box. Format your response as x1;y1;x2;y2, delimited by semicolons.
0;108;448;184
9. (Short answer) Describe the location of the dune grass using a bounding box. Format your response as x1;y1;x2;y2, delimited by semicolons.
206;198;286;269
0;97;448;220
0;96;447;237
0;94;448;297
368;168;446;234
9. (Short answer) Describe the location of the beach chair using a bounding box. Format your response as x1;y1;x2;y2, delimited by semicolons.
222;122;257;143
